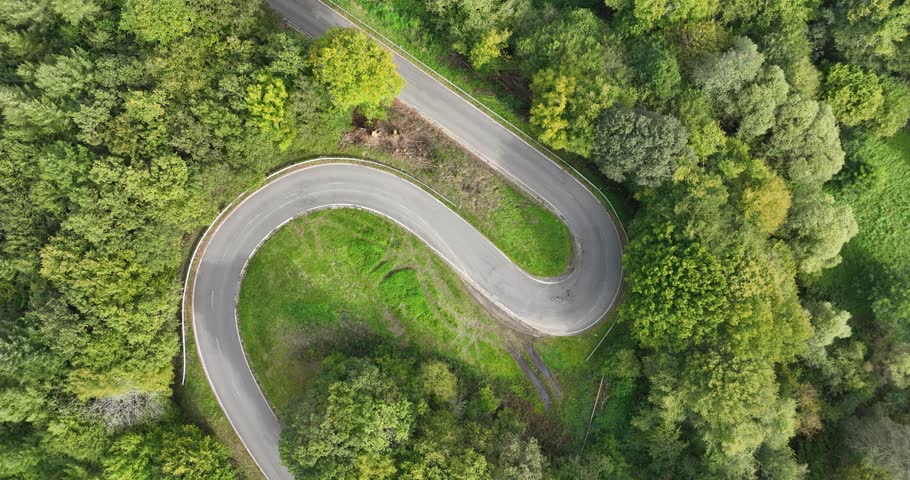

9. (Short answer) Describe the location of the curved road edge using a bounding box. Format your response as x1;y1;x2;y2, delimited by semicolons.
187;159;623;479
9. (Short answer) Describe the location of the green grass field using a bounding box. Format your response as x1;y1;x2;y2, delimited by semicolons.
235;209;532;411
813;132;910;312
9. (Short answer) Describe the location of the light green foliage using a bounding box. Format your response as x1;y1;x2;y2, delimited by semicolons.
824;63;885;127
528;69;577;152
803;301;853;365
721;0;812;29
309;28;404;119
591;106;689;188
885;351;910;388
869;77;910;138
828;0;910;76
606;0;719;34
675;90;726;158
245;74;293;150
37;157;201;398
738;158;792;235
120;0;197;44
0;89;70;140
767;95;846;185
246;75;288;132
32;50;94;100
781;186;858;274
469;28;512;71
786;56;821;98
417;360;458;403
691;37;765;96
622;222;806;357
103;423;235;480
50;0;99;24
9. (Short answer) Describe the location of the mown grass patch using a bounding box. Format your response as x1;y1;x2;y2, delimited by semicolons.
236;209;529;411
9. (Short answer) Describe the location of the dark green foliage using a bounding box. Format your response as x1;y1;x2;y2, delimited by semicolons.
0;0;905;476
282;0;905;475
280;354;546;480
0;0;347;475
629;38;681;102
591;107;689;188
424;0;528;70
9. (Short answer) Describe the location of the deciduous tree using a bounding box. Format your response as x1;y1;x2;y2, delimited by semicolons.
308;28;404;119
591;107;689;188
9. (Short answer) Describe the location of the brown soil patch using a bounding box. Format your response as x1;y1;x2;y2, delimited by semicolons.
339;101;505;217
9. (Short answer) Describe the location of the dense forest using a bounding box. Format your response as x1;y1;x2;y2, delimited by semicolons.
0;0;361;476
1;0;908;479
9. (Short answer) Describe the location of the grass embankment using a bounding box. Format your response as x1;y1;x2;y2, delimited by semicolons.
812;132;910;311
535;319;635;444
236;209;533;412
179;332;265;479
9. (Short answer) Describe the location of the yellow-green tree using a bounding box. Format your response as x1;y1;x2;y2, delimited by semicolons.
309;28;404;119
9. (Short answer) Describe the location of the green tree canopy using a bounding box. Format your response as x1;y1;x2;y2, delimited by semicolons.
280;354;545;480
781;186;858;274
103;423;235;480
280;357;415;479
766;95;846;185
517;9;634;155
119;0;197;44
591;106;689;188
425;0;527;71
308;28;404;119
823;63;885;127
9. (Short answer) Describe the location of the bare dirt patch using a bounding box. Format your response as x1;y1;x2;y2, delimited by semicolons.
341;101;505;215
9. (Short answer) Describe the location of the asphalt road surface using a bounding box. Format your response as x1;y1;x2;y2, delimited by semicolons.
190;1;624;478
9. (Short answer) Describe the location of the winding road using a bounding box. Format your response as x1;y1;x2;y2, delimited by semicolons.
188;0;624;478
